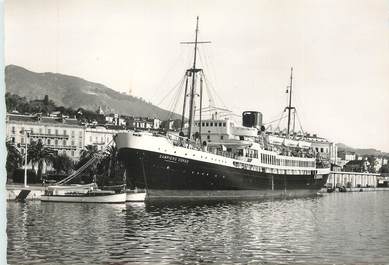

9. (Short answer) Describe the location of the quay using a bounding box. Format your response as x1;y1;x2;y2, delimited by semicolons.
327;171;389;192
6;184;45;201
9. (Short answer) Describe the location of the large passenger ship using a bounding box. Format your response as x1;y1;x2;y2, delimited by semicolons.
115;17;330;201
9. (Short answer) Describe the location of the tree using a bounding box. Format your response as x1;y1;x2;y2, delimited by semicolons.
366;156;377;173
51;153;74;175
27;141;56;181
379;164;389;173
76;145;99;179
6;141;23;181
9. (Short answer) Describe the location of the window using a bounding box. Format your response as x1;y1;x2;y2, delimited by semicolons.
223;123;226;127
210;122;213;126
220;135;224;140
202;122;205;127
71;141;75;146
30;128;34;134
71;151;75;157
39;128;42;134
11;126;15;133
79;141;82;148
207;135;210;140
48;129;51;134
55;129;58;135
64;130;67;135
71;131;75;137
206;122;209;127
79;131;82;138
55;140;58;146
320;148;324;152
11;137;15;143
47;139;51;145
219;122;222;127
63;140;66;146
21;127;24;134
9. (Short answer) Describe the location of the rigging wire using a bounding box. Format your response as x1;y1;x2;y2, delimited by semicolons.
198;48;228;109
295;110;305;136
167;75;186;120
276;111;287;131
157;74;186;107
263;114;287;126
149;46;187;104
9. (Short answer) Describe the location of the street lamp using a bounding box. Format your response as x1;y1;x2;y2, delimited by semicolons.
21;129;32;188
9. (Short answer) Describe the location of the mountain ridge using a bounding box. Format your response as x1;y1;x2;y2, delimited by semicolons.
336;142;389;157
5;65;179;120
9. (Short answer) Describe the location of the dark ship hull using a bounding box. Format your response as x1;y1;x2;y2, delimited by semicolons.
119;147;329;201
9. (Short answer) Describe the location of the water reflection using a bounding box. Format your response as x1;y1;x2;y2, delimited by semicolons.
7;193;389;264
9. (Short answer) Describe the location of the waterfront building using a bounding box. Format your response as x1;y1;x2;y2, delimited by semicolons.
126;116;161;130
6;113;125;161
84;126;118;151
338;151;357;162
105;114;126;126
6;113;84;160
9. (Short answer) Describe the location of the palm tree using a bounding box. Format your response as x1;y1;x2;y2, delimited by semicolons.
99;145;118;176
98;144;126;187
51;153;74;175
76;145;99;181
6;141;23;182
77;145;98;168
27;140;56;181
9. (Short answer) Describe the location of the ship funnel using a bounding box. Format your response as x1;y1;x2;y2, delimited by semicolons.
242;111;263;128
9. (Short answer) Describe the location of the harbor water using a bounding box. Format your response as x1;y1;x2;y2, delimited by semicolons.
7;192;389;264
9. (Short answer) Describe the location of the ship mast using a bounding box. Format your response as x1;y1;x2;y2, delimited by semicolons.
286;67;295;137
180;17;210;139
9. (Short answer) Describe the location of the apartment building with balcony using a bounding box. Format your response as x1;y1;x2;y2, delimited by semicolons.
6;113;85;160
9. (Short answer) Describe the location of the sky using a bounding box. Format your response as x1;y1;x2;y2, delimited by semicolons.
4;0;389;152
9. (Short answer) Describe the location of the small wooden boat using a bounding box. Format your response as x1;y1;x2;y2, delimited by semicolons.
41;185;126;203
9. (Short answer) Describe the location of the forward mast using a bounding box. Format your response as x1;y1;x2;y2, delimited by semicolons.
180;16;210;140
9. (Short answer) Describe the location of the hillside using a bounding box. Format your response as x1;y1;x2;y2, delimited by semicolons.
5;65;179;120
337;143;389;157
